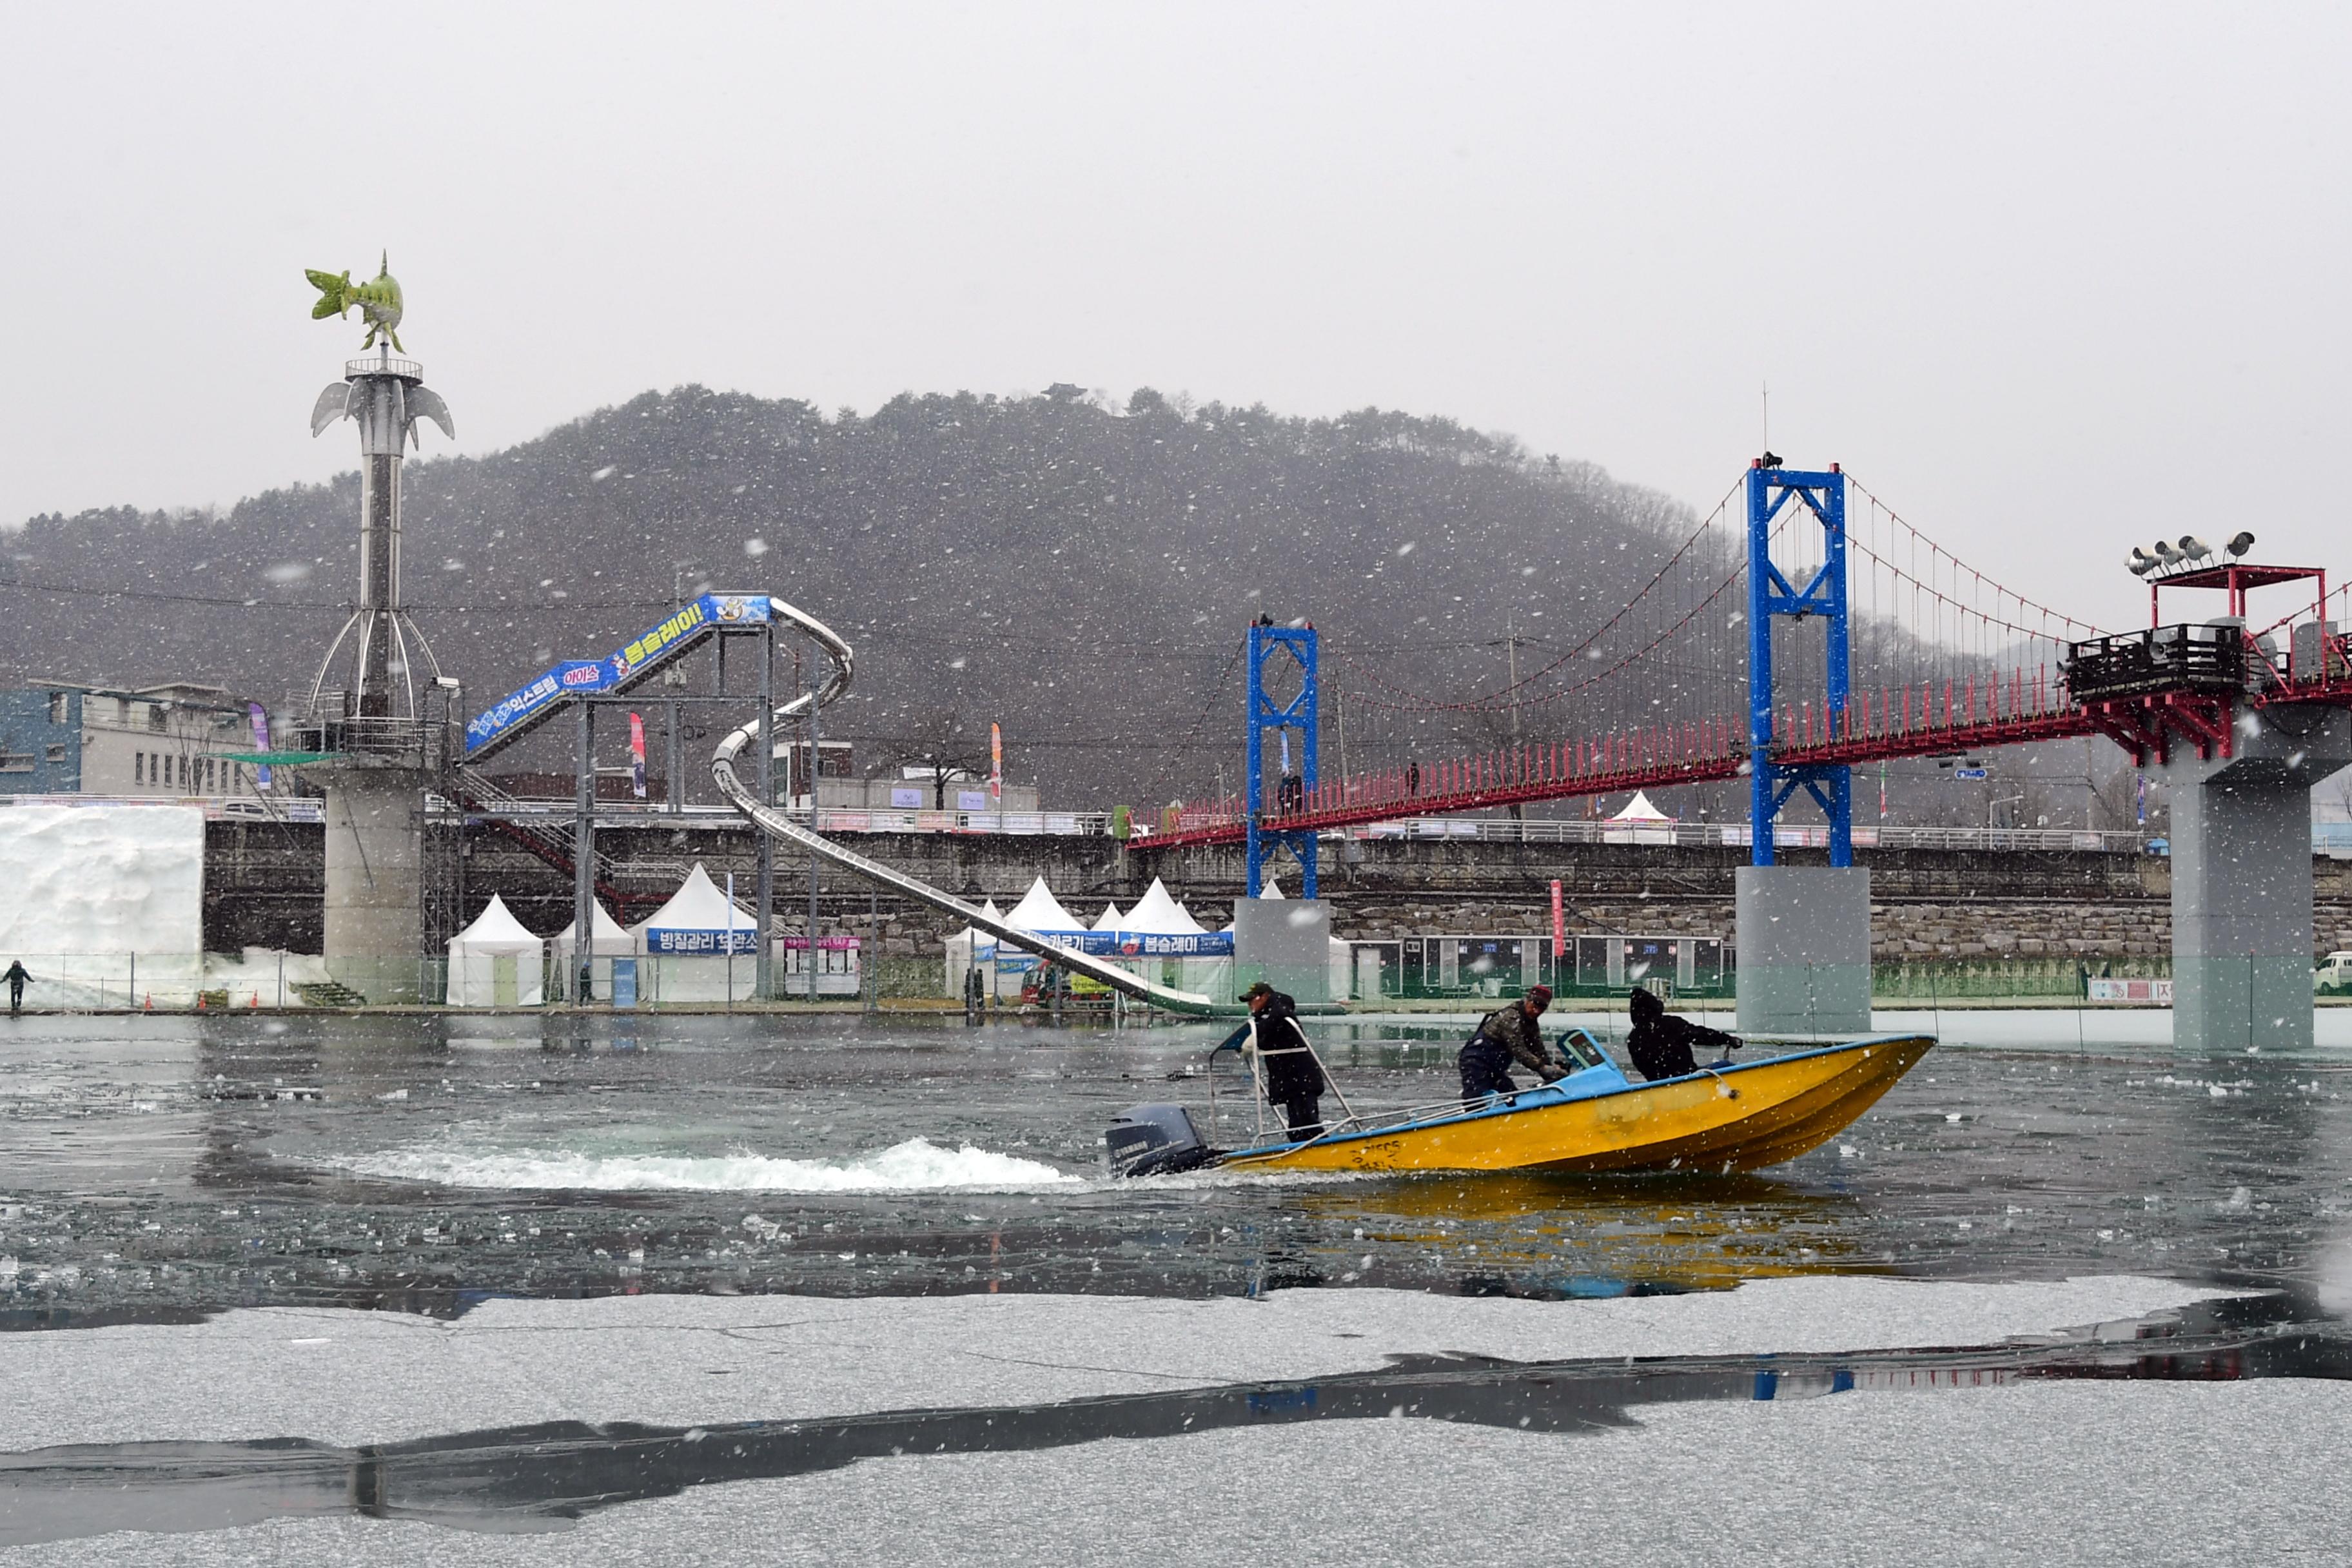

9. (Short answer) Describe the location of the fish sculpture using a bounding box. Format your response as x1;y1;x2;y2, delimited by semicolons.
306;251;404;352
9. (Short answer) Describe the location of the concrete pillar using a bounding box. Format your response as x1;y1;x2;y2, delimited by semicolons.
323;767;429;1004
2153;702;2351;1052
1735;865;1872;1035
1232;897;1332;1004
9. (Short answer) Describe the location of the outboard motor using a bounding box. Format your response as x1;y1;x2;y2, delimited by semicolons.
1105;1102;1210;1177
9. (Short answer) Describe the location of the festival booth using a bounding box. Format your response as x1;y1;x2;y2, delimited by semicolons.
1121;877;1231;999
994;876;1086;1001
633;863;760;1003
1601;790;1677;845
942;899;1005;998
446;896;546;1006
549;899;633;1003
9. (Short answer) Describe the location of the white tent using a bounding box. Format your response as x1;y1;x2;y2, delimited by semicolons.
447;896;545;1006
1606;791;1674;823
1603;790;1677;845
1124;877;1204;934
1090;901;1126;930
551;899;632;1002
1003;876;1083;936
1121;876;1226;998
634;863;759;1002
990;876;1085;995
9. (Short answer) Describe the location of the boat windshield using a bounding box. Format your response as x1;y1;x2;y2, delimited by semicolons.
1555;1026;1609;1070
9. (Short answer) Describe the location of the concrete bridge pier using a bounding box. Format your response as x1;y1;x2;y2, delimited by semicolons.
1232;897;1333;1004
2154;703;2352;1052
1735;866;1873;1037
323;765;429;1004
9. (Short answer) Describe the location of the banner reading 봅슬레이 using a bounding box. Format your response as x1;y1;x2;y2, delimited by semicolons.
970;930;1233;959
465;594;774;754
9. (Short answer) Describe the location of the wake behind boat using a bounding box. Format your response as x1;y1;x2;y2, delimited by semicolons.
1107;1026;1934;1179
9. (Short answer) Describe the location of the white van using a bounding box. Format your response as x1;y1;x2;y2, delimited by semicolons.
2315;952;2352;994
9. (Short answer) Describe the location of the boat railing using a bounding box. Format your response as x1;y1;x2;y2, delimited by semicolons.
1222;1081;1563;1155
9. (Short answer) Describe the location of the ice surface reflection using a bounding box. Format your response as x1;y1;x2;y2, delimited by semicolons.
1;1294;2342;1547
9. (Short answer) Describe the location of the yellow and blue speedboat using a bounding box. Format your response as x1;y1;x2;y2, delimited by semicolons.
1107;1029;1933;1178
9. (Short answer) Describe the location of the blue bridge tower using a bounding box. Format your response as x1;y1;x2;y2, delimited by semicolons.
1244;620;1318;899
1746;461;1853;866
1736;458;1871;1034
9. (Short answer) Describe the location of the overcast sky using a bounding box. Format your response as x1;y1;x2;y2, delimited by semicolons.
3;2;2346;631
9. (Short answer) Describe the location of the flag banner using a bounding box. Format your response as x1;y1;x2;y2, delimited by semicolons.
248;704;273;790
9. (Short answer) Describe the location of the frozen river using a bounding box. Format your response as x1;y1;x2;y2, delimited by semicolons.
3;1008;2351;1316
3;1008;2349;1561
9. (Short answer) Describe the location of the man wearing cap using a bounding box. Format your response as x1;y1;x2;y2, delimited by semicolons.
1221;981;1328;1141
1459;985;1567;1104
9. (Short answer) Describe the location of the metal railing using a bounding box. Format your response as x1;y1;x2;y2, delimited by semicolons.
1323;818;2148;853
427;796;2148;854
0;794;326;824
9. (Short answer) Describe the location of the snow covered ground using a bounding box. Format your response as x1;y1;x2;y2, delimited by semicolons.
5;1274;2227;1450
3;1276;2340;1564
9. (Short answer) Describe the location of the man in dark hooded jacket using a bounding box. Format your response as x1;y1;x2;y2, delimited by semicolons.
1220;982;1328;1141
1624;986;1740;1081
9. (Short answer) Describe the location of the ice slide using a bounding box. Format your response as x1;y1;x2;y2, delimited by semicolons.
707;598;1239;1017
464;592;1236;1012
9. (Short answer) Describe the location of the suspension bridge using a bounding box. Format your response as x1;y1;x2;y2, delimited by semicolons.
1137;460;2352;1052
1150;462;2352;851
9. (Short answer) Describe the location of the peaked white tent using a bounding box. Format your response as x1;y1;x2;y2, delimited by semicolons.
633;863;759;1002
1607;791;1674;823
1603;790;1677;845
551;899;632;1002
1090;901;1126;931
1123;877;1204;934
1120;876;1227;998
990;876;1086;995
447;896;545;1006
1003;876;1083;935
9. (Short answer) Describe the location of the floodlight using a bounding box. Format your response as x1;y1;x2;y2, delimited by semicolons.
2128;546;2157;576
2227;531;2257;557
2152;540;2179;562
2178;535;2211;558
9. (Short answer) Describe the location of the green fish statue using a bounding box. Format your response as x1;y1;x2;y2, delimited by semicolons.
306;251;404;352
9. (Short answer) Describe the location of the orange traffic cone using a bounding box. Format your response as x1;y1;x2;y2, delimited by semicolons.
142;993;152;1012
197;992;206;1011
250;992;260;1009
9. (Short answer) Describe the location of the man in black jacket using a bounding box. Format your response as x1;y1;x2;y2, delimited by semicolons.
1222;981;1328;1141
3;959;28;1017
1459;985;1568;1104
1624;986;1740;1081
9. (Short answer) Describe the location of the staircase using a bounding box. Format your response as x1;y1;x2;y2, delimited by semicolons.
452;767;653;917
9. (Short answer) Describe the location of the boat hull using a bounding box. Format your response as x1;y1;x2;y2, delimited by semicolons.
1217;1036;1934;1177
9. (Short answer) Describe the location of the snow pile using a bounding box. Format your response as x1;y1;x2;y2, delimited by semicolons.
0;805;204;1004
203;948;333;1006
328;1135;1079;1193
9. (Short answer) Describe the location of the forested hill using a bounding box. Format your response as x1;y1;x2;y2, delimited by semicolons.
2;386;1734;806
